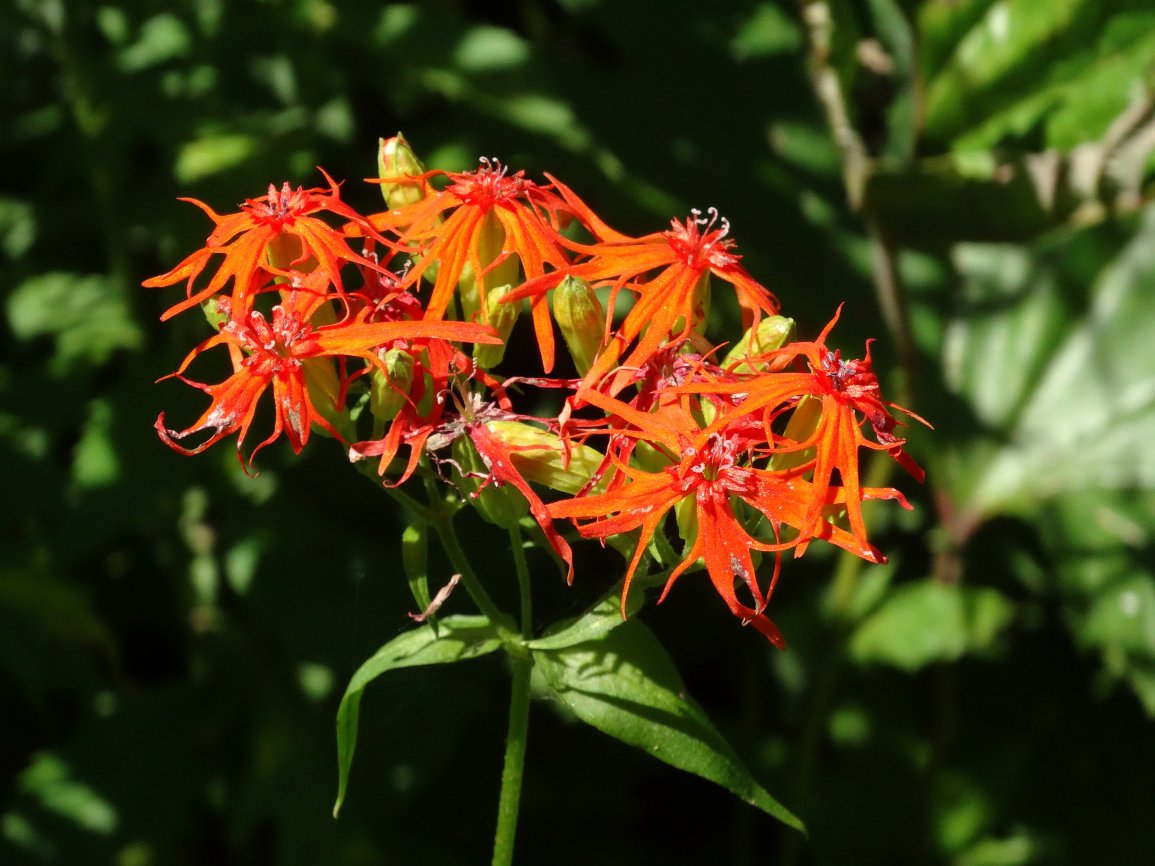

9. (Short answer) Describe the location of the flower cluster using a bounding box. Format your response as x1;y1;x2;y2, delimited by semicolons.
149;134;925;647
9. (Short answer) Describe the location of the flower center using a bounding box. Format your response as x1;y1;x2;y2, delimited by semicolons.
664;208;739;271
226;306;316;372
672;433;751;500
448;158;526;210
248;182;309;227
819;349;876;395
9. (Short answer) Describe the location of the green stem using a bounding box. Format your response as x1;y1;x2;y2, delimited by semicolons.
377;475;513;635
491;653;532;866
509;525;533;638
430;504;510;636
491;525;534;866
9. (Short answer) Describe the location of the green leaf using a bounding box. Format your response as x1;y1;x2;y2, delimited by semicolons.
333;616;502;816
920;0;1155;151
849;581;1015;671
534;619;803;831
1039;490;1155;714
524;592;642;651
943;206;1155;520
6;272;142;375
175;133;259;183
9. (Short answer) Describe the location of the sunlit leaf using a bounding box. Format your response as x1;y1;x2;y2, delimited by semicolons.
525;592;641;651
534;619;803;831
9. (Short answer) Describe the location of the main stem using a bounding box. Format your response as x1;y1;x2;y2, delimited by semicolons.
491;525;534;866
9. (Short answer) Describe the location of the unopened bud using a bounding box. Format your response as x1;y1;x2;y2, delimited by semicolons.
302;356;349;439
723;315;796;373
769;394;823;471
552;276;605;375
377;133;428;210
266;231;316;275
452;434;528;528
459;213;520;321
674;494;698;549
369;348;414;429
201;296;230;332
486;420;606;495
473;284;519;370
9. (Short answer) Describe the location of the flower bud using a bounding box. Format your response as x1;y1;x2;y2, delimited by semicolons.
458;213;520;322
377;133;427;211
473;284;519;370
369;347;414;431
671;272;712;337
201;296;230;332
723;315;796;373
452;433;529;529
302;355;349;439
552;275;605;375
266;231;316;274
769;394;823;471
674;494;698;550
486;420;606;495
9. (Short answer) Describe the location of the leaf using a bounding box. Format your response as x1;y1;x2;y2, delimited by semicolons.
333;616;502;816
849;581;1015;671
943;205;1155;520
534;619;803;831
1039;490;1155;714
6;272;142;375
524;592;642;651
919;0;1155;151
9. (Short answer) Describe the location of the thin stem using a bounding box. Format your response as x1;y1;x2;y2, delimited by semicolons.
377;471;513;635
491;654;532;866
509;525;533;638
490;525;535;866
430;503;511;636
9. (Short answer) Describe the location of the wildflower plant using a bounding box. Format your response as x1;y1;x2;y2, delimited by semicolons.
149;134;926;860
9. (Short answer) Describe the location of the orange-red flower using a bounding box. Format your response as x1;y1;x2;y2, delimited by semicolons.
505;176;779;398
156;272;498;470
547;389;894;647
687;307;927;556
144;171;389;321
369;159;574;371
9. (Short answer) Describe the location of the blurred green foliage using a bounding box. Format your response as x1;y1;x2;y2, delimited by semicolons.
2;0;1154;864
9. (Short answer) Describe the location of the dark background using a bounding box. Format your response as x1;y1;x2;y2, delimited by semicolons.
3;1;1155;863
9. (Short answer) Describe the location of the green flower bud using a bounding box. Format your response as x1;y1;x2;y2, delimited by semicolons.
369;348;414;432
201;296;229;332
458;212;520;322
452;434;529;529
674;494;698;549
769;394;823;471
552;275;605;375
401;523;433;619
473;284;519;370
377;133;427;211
266;231;316;275
486;420;607;495
723;315;796;373
302;356;349;439
631;440;676;474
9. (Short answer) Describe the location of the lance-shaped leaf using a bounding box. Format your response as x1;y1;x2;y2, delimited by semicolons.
333;615;502;816
525;592;643;652
534;618;803;832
